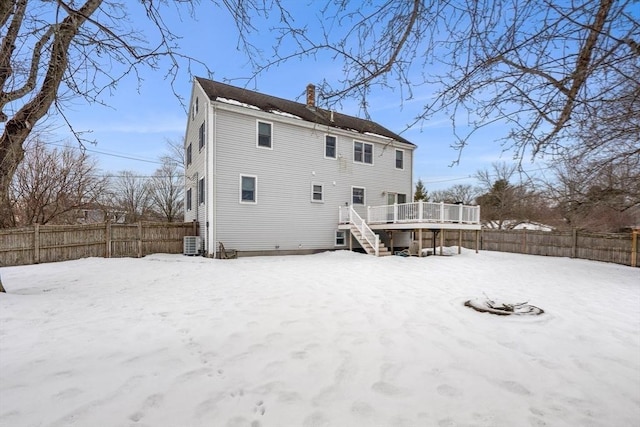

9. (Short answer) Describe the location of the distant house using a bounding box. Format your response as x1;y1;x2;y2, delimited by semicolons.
183;78;419;257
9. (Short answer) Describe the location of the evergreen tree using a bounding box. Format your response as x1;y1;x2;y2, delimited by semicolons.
414;179;428;201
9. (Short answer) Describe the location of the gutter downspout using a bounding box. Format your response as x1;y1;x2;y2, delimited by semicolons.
211;104;217;259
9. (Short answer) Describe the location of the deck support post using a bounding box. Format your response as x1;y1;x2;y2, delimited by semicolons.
458;229;462;254
439;229;444;255
475;230;480;253
418;229;423;257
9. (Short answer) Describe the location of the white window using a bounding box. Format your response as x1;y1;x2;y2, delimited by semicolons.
240;175;257;203
325;135;336;159
257;121;272;149
198;122;205;150
186;188;192;211
352;187;365;205
335;230;346;246
395;149;404;170
198;177;205;204
311;183;324;203
354;141;373;164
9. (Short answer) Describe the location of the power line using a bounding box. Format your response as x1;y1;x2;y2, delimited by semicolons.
42;141;166;165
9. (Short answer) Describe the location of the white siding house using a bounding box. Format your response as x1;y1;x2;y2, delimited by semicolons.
184;78;416;257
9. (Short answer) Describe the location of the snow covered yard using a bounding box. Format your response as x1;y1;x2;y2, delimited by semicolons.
0;250;638;427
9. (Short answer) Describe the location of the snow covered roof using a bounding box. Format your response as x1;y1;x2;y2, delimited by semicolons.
195;77;415;146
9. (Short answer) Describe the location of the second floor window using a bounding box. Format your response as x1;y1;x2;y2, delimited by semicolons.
257;121;272;148
186;188;192;211
395;149;404;169
186;143;192;166
354;141;373;164
198;122;205;150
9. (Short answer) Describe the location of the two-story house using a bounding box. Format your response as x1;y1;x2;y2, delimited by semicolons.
183;77;416;257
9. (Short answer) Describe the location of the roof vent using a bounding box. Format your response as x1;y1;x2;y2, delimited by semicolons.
306;84;315;108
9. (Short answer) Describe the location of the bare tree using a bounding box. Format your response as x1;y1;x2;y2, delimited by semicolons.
113;171;150;223
430;184;478;205
250;0;638;164
148;140;185;222
546;151;640;232
475;163;549;229
10;137;107;226
0;0;266;227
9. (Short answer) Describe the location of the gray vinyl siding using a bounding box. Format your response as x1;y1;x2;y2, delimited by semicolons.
183;84;208;245
210;103;414;253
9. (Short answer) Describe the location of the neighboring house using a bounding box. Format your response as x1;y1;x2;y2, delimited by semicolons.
183;77;417;257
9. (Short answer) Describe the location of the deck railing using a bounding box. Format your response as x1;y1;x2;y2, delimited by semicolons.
341;206;380;256
365;201;481;225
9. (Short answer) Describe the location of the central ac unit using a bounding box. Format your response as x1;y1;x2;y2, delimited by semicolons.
183;236;202;255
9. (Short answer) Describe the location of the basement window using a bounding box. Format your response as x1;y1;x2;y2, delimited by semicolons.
335;230;346;246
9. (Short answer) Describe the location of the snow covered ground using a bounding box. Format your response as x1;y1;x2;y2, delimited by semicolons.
0;249;638;427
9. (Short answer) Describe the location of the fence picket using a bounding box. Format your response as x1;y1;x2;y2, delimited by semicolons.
0;222;198;267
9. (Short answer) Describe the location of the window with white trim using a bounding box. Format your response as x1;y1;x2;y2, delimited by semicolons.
311;183;324;202
335;230;346;246
352;187;365;205
354;141;373;164
198;177;205;204
186;188;192;211
198;122;205;150
325;135;336;159
240;175;257;203
395;149;404;169
257;121;272;149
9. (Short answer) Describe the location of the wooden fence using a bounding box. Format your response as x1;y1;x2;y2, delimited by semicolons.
0;222;198;267
438;228;639;268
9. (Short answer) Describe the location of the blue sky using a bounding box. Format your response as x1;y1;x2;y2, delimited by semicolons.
45;2;547;191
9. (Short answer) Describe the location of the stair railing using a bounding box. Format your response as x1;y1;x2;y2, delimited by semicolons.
349;206;379;256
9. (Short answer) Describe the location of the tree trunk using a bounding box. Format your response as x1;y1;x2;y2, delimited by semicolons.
0;121;27;227
0;0;104;229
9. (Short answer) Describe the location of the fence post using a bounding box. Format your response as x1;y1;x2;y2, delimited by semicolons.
105;221;112;258
137;222;143;258
33;223;40;264
572;228;578;258
632;229;638;268
522;228;527;254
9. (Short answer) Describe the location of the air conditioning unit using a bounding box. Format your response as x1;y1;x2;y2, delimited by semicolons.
183;236;202;256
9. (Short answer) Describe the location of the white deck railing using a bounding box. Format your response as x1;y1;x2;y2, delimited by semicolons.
342;206;380;256
367;201;480;224
339;201;480;225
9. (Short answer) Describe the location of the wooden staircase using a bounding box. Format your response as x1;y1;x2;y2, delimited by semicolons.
350;226;392;257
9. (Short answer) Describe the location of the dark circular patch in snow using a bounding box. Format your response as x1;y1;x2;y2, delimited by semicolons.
464;299;544;316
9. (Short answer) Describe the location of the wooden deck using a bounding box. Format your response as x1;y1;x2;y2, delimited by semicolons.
339;201;481;231
339;202;481;256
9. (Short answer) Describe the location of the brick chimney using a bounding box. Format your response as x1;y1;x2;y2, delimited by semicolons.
306;84;315;108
